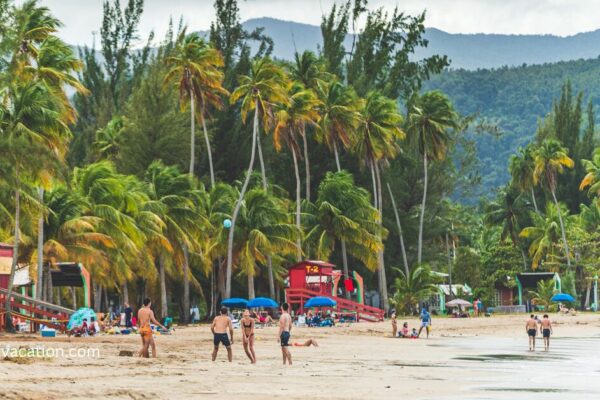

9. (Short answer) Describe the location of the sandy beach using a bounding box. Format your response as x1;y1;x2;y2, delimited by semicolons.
1;314;600;400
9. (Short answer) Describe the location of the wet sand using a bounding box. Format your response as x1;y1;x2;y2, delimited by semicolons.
0;314;599;399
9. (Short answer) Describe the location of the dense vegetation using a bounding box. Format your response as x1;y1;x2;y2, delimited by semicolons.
1;0;599;328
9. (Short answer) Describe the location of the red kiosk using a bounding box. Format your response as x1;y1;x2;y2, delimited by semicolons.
285;260;384;321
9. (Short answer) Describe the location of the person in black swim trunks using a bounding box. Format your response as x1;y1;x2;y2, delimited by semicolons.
540;314;553;351
278;302;292;365
211;307;234;362
525;314;538;351
241;309;256;363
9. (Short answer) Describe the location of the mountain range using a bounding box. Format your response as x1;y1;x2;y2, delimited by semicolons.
241;17;600;70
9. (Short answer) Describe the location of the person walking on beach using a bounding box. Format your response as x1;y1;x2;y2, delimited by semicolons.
391;312;398;337
540;314;553;351
418;308;432;338
211;307;234;362
241;309;256;363
526;314;538;351
137;298;167;358
278;302;293;365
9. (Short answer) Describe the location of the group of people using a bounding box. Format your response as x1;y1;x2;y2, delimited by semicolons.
526;314;553;351
210;303;295;365
69;317;100;337
391;309;432;339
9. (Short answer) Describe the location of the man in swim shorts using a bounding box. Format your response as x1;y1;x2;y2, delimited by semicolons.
525;314;538;351
137;298;167;358
540;314;553;351
211;306;234;362
278;302;293;365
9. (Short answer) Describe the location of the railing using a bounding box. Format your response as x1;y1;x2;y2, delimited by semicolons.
285;287;384;322
0;288;74;332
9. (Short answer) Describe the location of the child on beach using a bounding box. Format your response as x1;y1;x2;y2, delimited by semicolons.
400;322;409;338
391;313;398;337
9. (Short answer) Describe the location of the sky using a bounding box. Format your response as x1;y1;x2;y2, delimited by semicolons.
31;0;600;47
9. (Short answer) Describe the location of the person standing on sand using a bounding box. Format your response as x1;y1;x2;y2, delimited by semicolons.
137;298;167;358
526;314;538;351
211;307;234;362
418;308;431;338
540;314;553;351
241;309;256;363
278;302;293;365
391;312;398;337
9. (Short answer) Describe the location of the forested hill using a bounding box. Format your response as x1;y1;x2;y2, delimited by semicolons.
425;57;600;196
241;17;600;70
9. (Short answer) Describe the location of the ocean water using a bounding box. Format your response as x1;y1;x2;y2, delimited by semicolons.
434;335;600;399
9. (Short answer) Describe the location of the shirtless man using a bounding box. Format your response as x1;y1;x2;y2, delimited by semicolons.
525;314;538;351
278;302;293;365
137;298;167;358
211;307;234;362
540;314;553;351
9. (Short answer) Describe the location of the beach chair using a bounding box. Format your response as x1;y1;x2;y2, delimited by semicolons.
296;315;307;327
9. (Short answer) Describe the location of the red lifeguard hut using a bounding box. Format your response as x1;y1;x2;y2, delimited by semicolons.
285;260;384;321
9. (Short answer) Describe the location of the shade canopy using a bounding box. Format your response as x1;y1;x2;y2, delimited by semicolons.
551;293;575;302
247;297;278;308
304;296;337;308
67;307;97;330
221;298;249;308
446;299;472;307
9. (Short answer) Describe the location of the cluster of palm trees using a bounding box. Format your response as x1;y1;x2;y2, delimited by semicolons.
0;1;463;323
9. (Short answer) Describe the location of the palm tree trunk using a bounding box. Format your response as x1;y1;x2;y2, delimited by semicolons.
93;282;102;311
189;92;196;177
247;265;255;299
226;109;259;297
340;239;350;299
520;249;528;270
530;187;540;215
200;95;215;188
374;162;388;312
71;287;77;309
122;281;129;305
387;183;409;276
551;189;571;267
292;149;302;261
36;187;44;300
445;232;454;302
333;140;342;172
417;154;428;265
4;188;20;332
182;245;190;324
256;131;268;191
370;161;378;210
302;126;311;202
159;255;168;319
210;260;217;318
584;280;591;308
267;256;275;299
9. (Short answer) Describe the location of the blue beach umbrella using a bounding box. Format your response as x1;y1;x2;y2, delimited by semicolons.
551;293;575;302
247;297;278;308
221;298;249;308
304;296;337;308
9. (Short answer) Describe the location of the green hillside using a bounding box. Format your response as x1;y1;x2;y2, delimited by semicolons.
425;57;600;196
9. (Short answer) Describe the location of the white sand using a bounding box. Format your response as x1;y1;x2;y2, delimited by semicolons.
1;313;599;400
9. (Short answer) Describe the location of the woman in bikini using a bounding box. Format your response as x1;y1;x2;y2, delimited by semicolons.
241;309;256;363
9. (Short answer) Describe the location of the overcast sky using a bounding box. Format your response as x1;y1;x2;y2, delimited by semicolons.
31;0;600;47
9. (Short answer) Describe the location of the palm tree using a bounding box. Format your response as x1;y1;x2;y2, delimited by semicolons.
407;91;458;266
226;58;288;297
519;202;567;269
532;139;574;267
390;266;439;315
305;171;382;293
144;161;203;322
315;80;361;172
580;148;600;197
274;82;319;260
290;51;330;201
95;116;125;160
165;30;228;184
484;186;530;268
354;90;404;309
232;189;299;298
529;279;557;312
510;144;540;214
